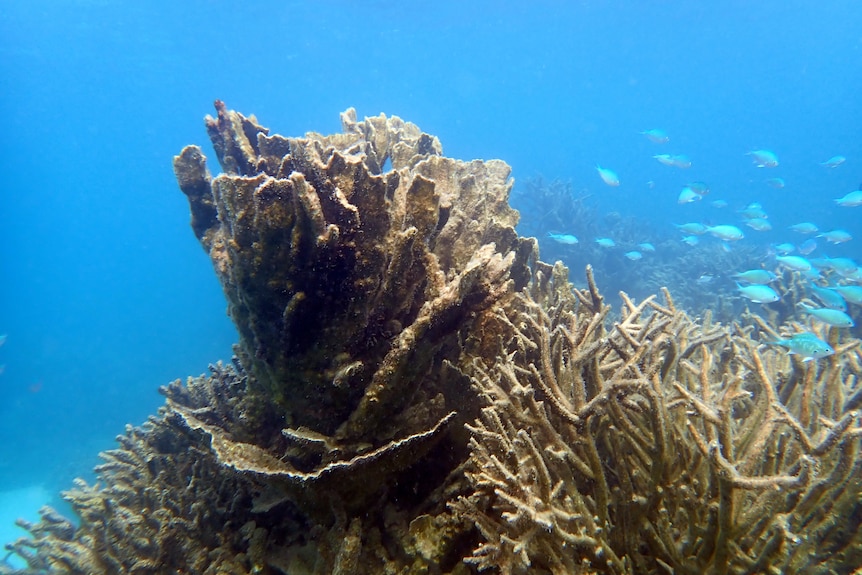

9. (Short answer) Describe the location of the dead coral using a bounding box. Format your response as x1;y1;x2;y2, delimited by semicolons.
455;265;862;575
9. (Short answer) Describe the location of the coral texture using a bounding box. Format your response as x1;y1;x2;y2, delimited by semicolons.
4;108;861;575
454;264;862;574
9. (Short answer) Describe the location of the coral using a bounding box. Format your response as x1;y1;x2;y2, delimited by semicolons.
174;102;533;450
4;107;861;575
454;264;862;574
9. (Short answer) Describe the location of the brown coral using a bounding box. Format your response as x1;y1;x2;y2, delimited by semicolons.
454;265;862;574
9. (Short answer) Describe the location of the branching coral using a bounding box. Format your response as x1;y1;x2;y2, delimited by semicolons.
454;264;862;574
4;107;860;575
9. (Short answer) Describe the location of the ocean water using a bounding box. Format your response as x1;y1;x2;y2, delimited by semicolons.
0;0;859;564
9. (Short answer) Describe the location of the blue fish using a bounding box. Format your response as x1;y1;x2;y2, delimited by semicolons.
747;149;779;168
737;283;779;303
641;129;669;144
768;333;834;362
808;285;846;311
798;303;855;327
547;233;579;245
733;270;776;285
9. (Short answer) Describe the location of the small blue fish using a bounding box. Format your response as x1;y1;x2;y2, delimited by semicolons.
595;237;616;248
765;177;785;189
547;233;579;245
832;285;862;306
675;223;708;235
678;187;702;204
737;283;779;303
733;270;776;284
638;242;656;252
817;229;853;244
798;239;817;255
596;165;620;187
776;255;812;272
789;222;819;234
745;218;772;232
820;155;846;168
624;251;643;261
706;225;744;241
824;257;859;276
687;181;710;195
798;303;855;327
771;243;795;255
711;199;728;208
768;332;834;362
834;190;862;207
654;154;691;169
641;129;669;144
808;285;846;311
696;274;714;285
738;203;768;220
681;235;699;246
748;149;779;168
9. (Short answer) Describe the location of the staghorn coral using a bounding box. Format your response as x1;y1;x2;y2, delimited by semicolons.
454;264;862;574
5;107;862;575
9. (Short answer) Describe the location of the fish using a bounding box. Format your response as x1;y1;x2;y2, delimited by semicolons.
733;269;776;284
737;283;779;303
705;225;744;241
0;334;5;347
641;129;669;144
776;255;812;272
788;222;819;234
654;154;691;169
595;238;616;248
820;155;846;168
624;251;643;261
738;203;768;220
767;332;834;362
798;303;855;327
687;181;710;195
711;199;728;208
675;223;709;235
696;274;714;285
832;285;862;305
817;229;853;244
744;218;772;232
808;285;847;310
771;243;795;255
547;232;579;245
834;190;862;207
681;235;699;246
798;239;817;255
678;187;702;204
823;257;859;276
637;242;656;252
747;149;779;168
765;177;785;189
596;165;620;187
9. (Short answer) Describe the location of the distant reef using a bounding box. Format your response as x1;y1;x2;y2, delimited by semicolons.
3;104;860;575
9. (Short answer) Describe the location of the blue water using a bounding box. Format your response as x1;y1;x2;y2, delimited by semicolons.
0;0;859;543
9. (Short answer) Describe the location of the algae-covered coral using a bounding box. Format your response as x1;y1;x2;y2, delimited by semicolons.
3;105;861;575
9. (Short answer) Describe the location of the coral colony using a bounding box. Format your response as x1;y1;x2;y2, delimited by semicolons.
3;104;860;574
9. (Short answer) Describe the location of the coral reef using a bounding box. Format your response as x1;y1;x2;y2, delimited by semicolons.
453;264;862;574
4;107;861;575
